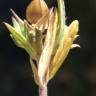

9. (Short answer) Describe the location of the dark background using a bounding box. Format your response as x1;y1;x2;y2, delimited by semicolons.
0;0;96;96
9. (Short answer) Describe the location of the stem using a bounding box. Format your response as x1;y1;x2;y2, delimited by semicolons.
39;85;48;96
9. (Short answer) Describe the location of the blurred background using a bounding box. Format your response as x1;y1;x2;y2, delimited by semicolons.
0;0;96;96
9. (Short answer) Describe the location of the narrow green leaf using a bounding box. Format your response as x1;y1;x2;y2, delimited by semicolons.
4;22;26;44
10;34;24;48
4;22;37;59
56;0;66;46
12;17;21;33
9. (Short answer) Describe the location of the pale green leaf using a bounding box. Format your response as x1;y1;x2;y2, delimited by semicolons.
12;17;21;33
38;9;58;83
55;0;66;50
10;34;24;48
4;22;37;59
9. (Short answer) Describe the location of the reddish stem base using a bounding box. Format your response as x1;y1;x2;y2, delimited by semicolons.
39;86;47;96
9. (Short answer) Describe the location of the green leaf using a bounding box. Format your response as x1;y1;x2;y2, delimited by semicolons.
56;0;66;45
10;34;24;48
4;22;37;59
52;0;66;55
12;17;21;33
23;21;29;39
4;22;26;44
